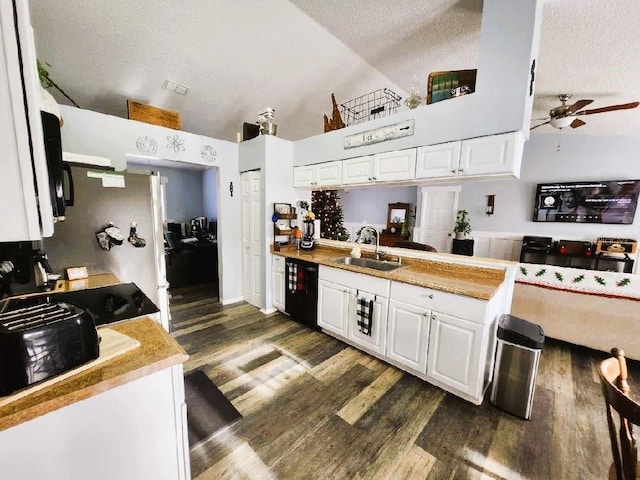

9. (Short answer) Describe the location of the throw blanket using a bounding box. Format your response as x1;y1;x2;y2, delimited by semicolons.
516;263;640;300
357;297;374;336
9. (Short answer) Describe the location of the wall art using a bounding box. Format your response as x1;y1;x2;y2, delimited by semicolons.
201;146;217;162
167;134;185;153
136;136;157;155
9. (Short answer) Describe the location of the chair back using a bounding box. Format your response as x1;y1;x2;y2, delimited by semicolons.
599;348;640;480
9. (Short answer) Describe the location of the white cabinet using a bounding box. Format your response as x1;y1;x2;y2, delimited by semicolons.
459;131;524;177
347;289;388;356
293;160;342;188
426;311;484;398
342;149;416;185
0;0;54;241
373;148;416;182
415;141;461;179
342;155;374;185
318;279;350;337
415;132;524;180
272;255;285;311
386;299;430;372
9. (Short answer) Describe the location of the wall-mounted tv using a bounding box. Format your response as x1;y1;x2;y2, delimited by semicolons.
533;180;640;224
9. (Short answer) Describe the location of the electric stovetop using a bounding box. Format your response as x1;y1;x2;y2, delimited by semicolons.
0;283;159;327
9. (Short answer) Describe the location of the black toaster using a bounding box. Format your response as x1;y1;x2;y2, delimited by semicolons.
0;301;100;396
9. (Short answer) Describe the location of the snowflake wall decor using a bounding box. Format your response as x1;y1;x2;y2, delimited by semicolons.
201;146;217;162
167;134;185;153
136;136;157;155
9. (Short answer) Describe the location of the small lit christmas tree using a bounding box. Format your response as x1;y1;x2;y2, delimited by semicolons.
311;190;349;241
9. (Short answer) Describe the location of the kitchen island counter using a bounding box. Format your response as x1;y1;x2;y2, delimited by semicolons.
0;316;188;432
272;244;509;300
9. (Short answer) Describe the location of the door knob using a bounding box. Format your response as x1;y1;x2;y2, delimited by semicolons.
458;168;465;173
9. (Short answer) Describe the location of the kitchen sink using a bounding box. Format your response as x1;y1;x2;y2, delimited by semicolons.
332;256;402;272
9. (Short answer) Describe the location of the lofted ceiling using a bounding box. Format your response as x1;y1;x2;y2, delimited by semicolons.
30;0;640;143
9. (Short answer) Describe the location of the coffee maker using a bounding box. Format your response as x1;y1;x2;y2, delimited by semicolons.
300;220;315;250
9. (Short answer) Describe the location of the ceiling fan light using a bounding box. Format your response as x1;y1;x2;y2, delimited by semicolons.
550;116;573;129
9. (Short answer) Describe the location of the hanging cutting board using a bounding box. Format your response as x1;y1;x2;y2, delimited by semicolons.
0;327;140;407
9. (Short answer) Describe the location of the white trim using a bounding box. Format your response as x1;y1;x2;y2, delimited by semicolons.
260;307;277;315
221;296;244;305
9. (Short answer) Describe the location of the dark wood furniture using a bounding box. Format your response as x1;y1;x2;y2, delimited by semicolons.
599;348;640;480
380;231;409;247
452;238;474;256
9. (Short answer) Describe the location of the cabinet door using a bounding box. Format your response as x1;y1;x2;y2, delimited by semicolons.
386;299;430;373
342;156;374;185
426;311;484;398
415;141;461;179
315;161;343;187
293;165;316;187
373;148;417;182
318;279;349;337
347;291;388;356
459;131;524;177
272;268;285;311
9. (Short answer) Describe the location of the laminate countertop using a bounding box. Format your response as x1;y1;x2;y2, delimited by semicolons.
272;245;508;301
0;316;188;432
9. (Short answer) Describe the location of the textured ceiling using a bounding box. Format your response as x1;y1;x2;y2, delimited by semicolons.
30;0;640;142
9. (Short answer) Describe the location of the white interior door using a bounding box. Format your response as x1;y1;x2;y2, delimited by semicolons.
241;171;262;308
418;186;459;253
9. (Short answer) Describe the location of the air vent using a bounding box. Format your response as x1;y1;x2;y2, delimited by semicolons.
162;79;189;95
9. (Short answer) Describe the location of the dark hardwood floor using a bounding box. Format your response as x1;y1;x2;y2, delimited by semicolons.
168;284;637;479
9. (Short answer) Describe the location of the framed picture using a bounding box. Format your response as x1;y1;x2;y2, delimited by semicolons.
427;69;477;104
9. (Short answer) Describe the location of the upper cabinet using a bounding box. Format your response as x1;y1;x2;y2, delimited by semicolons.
343;149;415;185
416;132;524;181
415;141;462;179
459;131;525;177
293;160;342;188
0;1;54;241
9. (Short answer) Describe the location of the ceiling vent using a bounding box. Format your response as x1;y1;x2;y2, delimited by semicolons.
162;79;189;95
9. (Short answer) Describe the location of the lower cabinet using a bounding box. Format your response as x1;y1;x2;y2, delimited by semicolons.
317;279;350;337
386;299;430;373
347;290;388;356
426;311;484;398
272;256;285;311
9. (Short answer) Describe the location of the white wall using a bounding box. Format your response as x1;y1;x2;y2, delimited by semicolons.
59;105;242;303
153;166;204;223
340;185;417;225
459;132;640;240
202;168;218;221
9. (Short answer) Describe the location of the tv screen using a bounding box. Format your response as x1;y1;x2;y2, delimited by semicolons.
533;180;640;224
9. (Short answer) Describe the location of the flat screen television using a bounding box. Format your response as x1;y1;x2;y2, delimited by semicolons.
533;179;640;224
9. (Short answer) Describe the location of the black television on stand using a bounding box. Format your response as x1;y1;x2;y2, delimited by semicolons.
533;179;640;224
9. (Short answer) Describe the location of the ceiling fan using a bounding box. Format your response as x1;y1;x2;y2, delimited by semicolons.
531;94;640;130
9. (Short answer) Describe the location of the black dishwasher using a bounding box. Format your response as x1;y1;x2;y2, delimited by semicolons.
285;259;318;329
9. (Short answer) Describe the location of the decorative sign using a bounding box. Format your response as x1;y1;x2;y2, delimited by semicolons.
201;145;217;162
344;119;415;149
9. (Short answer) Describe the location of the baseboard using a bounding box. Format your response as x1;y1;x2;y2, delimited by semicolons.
260;307;277;315
221;296;244;305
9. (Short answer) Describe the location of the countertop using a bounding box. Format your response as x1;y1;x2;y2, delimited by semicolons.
0;316;188;432
272;245;506;300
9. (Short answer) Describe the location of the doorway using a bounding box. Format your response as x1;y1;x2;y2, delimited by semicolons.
417;186;460;253
241;170;262;308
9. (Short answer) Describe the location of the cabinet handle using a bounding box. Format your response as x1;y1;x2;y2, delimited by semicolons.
368;177;372;181
432;314;437;320
372;177;377;181
428;294;434;299
451;169;456;173
458;168;464;173
422;312;429;317
343;289;349;293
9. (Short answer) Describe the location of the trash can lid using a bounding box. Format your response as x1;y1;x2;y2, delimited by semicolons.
497;314;545;349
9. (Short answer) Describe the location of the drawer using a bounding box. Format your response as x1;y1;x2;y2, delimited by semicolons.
272;255;285;271
319;265;389;297
390;281;487;324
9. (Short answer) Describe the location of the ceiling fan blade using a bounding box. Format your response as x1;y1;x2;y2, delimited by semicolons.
575;101;640;116
570;118;586;128
567;99;593;114
531;120;551;130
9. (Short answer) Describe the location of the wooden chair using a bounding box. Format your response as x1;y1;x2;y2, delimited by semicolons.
599;348;640;479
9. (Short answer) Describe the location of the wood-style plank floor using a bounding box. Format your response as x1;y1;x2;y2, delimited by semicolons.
168;283;638;480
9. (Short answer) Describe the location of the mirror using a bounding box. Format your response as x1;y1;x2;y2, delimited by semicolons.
387;202;409;233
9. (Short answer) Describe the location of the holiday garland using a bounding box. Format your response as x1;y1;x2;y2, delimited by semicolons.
311;190;349;241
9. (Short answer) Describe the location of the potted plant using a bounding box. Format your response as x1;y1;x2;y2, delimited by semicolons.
454;210;471;239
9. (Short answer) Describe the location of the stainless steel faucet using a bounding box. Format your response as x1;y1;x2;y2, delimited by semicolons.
357;225;381;259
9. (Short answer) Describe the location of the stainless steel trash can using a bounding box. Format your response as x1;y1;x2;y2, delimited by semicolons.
490;314;544;420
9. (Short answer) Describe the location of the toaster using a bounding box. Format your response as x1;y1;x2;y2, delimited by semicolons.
0;301;100;396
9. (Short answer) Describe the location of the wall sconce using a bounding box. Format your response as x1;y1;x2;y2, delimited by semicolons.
486;194;495;216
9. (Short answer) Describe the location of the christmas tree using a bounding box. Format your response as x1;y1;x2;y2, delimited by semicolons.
311;190;349;241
